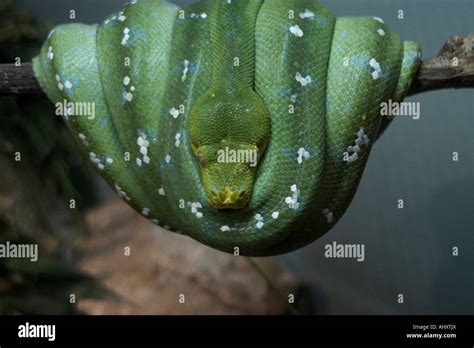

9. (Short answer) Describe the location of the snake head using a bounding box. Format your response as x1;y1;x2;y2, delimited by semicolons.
188;91;271;210
193;143;259;209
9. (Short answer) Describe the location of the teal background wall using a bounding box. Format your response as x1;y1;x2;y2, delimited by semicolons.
14;0;474;314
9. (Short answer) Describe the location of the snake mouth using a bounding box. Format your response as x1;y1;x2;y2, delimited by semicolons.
199;161;255;210
208;187;248;209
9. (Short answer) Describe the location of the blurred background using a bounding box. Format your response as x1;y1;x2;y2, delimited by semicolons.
0;0;472;314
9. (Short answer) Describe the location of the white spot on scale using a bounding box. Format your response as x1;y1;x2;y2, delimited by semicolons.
159;187;165;196
169;107;180;119
142;207;150;216
123;76;131;86
297;148;310;164
369;58;382;80
124;91;134;102
272;212;279;219
377;28;385;36
289;25;304;37
190;13;207;19
345;128;370;164
190;202;203;218
115;184;131;201
286;185;300;209
295;72;312;86
47;46;54;60
347;152;359;163
256;221;264;229
181;60;190;82
121;27;131;46
373;17;384;24
175;133;182;148
299;9;315;19
137;136;145;146
221;225;231;232
369;58;381;71
165;155;171;163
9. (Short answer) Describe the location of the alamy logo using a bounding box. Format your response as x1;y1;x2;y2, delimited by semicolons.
55;100;96;120
18;322;56;342
0;241;38;262
380;99;420;120
217;146;258;167
324;241;365;262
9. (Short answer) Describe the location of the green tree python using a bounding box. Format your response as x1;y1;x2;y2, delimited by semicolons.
33;0;421;256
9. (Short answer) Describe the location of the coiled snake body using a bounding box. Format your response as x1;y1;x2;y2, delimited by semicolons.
34;0;421;256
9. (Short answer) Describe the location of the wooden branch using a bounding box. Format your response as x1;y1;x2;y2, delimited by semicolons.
0;63;42;96
1;33;473;98
407;32;474;96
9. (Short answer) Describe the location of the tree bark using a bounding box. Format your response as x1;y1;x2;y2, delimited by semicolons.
408;33;474;96
0;62;41;95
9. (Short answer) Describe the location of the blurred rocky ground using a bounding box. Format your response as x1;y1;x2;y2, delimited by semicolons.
78;199;312;315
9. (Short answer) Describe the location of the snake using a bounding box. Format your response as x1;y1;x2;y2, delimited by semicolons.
33;0;421;256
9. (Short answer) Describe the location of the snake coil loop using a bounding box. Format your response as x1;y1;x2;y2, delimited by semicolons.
33;0;421;256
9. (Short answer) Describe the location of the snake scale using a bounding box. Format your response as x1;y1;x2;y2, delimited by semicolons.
33;0;421;256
